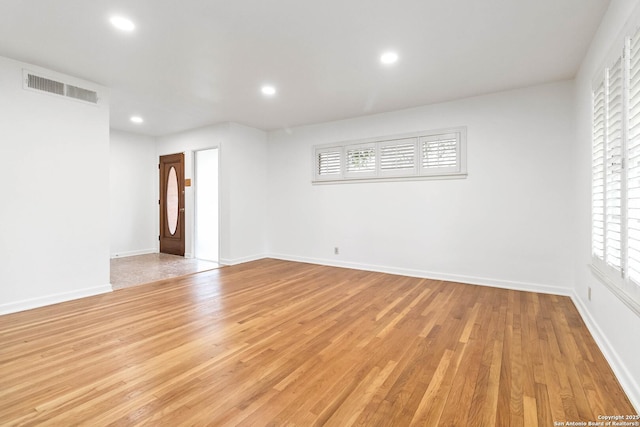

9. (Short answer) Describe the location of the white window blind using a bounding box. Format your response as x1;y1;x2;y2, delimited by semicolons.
606;57;624;272
346;145;376;175
316;148;342;180
592;81;605;260
421;133;459;172
628;30;640;285
379;139;417;176
313;127;466;183
591;26;640;315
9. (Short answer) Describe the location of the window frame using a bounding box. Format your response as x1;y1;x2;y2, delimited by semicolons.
312;127;467;183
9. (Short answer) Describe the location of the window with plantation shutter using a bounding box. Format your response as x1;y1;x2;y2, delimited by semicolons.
606;57;624;272
346;144;376;177
628;30;640;286
592;81;605;261
312;127;466;183
590;26;640;316
421;133;459;172
315;147;342;180
379;139;417;176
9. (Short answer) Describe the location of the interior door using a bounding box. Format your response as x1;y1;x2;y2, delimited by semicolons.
159;153;185;256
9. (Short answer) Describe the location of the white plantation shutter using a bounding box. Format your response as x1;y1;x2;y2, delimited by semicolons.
379;139;417;176
420;133;460;173
316;147;342;180
312;127;466;183
346;144;376;177
606;57;624;272
628;30;640;285
591;27;640;314
593;80;606;260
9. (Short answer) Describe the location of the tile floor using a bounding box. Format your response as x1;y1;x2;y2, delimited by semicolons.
110;253;219;290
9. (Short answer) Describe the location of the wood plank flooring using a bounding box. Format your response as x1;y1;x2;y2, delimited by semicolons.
0;259;636;425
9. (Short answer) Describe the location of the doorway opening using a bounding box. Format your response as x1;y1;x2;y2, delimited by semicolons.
194;148;219;262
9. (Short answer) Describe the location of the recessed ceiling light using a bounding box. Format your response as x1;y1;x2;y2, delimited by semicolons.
110;16;135;32
380;51;399;65
261;85;276;96
130;116;143;123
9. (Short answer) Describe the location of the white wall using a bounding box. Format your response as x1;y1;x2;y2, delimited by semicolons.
573;0;640;410
0;56;111;314
226;123;268;263
110;129;158;257
156;122;268;263
267;80;576;294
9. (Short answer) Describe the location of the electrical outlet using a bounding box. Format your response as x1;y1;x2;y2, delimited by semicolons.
334;247;339;255
588;287;592;301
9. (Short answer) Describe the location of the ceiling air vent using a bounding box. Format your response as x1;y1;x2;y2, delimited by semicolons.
24;70;99;104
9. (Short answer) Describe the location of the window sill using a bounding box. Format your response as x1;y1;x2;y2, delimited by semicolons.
589;264;640;317
312;172;468;185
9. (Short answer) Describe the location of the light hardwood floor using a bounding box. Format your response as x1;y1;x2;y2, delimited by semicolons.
0;259;635;425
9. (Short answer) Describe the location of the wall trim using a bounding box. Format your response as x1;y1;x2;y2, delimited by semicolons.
110;248;157;259
219;253;268;266
0;284;113;316
268;253;572;296
571;292;640;412
589;263;640;317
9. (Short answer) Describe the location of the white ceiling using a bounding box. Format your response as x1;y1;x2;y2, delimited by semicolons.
0;0;610;136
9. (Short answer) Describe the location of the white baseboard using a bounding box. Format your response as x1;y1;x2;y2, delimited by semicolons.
571;292;640;412
268;253;572;296
110;248;157;258
0;284;113;316
219;253;268;266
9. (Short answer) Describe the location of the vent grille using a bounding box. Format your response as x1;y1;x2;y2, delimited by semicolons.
66;84;98;103
28;74;64;95
25;71;98;104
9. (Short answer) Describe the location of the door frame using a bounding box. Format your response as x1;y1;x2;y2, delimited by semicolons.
193;146;221;262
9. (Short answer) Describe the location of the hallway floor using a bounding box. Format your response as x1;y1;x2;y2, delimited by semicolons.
110;253;219;290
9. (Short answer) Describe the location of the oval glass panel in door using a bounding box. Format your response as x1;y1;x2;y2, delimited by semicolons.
167;166;179;235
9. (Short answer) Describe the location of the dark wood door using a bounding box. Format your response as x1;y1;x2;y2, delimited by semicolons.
159;153;185;256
